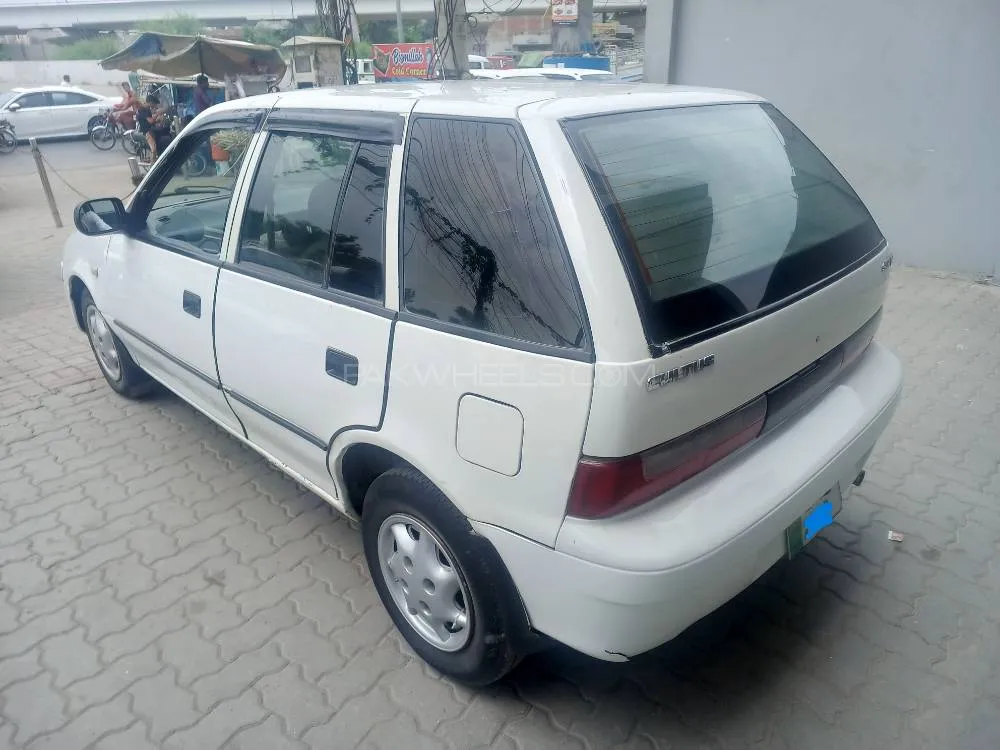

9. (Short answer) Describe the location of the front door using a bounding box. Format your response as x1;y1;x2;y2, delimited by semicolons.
103;122;257;437
214;120;397;500
7;91;52;138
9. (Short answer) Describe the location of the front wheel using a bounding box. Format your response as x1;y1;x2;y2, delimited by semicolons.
89;124;116;150
80;288;153;399
0;129;15;154
362;468;530;685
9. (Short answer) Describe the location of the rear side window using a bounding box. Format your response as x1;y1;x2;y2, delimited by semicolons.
564;103;884;350
400;117;586;352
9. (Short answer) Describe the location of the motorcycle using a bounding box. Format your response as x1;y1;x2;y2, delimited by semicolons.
0;117;16;154
89;109;142;153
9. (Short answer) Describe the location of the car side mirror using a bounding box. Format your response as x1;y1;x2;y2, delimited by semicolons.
7;102;20;112
74;198;127;236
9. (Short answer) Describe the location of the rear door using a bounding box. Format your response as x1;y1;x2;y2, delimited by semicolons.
383;114;595;546
49;90;99;136
214;112;398;499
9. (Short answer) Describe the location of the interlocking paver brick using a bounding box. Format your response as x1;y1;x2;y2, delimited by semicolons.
382;661;467;733
64;644;161;715
193;642;287;711
92;721;160;750
256;663;333;737
1;671;67;746
273;620;345;681
131;668;202;742
287;581;356;638
163;687;268;750
302;686;398;749
26;693;133;750
99;607;187;663
226;715;310;750
40;626;102;687
0;648;42;692
161;624;226;686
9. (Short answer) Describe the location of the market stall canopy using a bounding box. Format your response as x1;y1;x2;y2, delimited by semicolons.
101;33;286;80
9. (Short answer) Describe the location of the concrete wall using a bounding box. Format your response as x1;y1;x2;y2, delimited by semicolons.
668;0;1000;276
0;60;128;88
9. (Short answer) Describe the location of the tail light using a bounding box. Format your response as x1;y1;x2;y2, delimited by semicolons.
567;397;766;520
567;311;882;520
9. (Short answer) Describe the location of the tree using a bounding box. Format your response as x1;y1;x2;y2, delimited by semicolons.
53;36;121;61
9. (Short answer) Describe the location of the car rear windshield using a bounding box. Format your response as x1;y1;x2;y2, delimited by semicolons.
564;103;884;351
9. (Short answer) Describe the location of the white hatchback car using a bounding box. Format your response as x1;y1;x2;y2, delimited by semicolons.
63;82;901;685
0;86;116;139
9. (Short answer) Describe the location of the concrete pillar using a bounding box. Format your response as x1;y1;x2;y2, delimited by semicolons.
551;0;594;54
645;0;677;83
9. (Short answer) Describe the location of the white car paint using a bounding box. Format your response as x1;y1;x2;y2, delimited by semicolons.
469;67;619;81
0;85;117;139
63;82;902;664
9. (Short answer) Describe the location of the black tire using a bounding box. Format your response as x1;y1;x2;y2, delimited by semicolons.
89;124;116;151
362;468;532;685
80;288;154;399
87;116;104;134
122;131;140;156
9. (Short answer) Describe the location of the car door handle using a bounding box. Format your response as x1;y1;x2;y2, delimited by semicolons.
325;348;359;386
182;290;201;318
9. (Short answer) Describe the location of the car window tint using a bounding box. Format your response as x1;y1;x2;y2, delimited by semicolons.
143;126;253;257
401;118;586;350
329;142;390;300
15;93;49;109
50;92;94;106
239;131;355;285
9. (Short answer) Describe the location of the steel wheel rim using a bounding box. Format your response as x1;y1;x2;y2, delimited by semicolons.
85;305;121;381
377;513;472;652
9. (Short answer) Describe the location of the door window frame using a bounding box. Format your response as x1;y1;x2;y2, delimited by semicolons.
11;91;52;110
396;113;594;363
126;114;263;266
223;110;403;321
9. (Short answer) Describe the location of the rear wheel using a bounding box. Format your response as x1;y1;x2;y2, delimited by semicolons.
362;468;529;685
80;288;153;399
122;131;140;156
89;124;116;150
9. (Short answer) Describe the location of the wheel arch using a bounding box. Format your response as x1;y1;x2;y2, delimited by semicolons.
68;275;88;331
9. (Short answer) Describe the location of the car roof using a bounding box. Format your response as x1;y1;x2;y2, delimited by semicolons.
212;81;763;121
9;85;106;97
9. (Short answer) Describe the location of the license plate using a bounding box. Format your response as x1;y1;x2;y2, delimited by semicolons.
786;485;842;558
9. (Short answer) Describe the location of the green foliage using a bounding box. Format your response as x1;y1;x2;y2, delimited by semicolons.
358;19;432;45
137;13;204;36
0;45;11;62
354;40;372;58
242;25;287;48
53;36;121;61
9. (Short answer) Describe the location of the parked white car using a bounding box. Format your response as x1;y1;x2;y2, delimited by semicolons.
0;86;117;139
63;81;901;685
470;67;619;81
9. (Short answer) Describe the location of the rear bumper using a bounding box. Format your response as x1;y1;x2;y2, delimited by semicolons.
473;343;902;661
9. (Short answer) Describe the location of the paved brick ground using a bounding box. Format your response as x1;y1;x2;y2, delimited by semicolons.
2;160;1000;749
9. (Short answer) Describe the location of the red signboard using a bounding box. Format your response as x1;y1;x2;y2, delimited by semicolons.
372;43;435;80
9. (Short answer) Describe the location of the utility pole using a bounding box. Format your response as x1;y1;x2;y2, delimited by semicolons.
396;0;405;43
551;0;594;54
434;0;470;79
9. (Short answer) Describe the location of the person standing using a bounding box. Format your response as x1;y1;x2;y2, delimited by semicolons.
193;74;213;116
60;74;71;87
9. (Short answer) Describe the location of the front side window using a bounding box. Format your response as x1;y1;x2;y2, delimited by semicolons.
142;126;254;256
14;93;49;109
564;103;883;349
401;117;586;351
238;131;355;285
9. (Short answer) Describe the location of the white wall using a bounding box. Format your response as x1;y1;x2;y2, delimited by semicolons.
0;60;129;89
668;0;1000;277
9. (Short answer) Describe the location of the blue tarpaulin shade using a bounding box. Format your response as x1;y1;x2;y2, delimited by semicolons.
100;33;286;81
